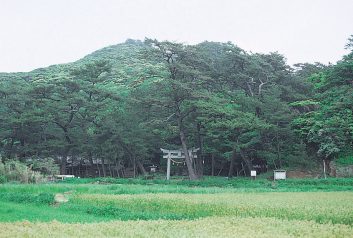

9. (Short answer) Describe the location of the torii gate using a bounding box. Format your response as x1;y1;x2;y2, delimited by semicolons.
161;148;199;180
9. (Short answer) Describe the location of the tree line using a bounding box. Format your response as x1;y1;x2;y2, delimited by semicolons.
0;37;352;179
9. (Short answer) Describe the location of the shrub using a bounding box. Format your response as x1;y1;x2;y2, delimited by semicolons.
0;175;7;184
336;154;353;165
0;192;54;205
0;159;46;183
27;156;60;175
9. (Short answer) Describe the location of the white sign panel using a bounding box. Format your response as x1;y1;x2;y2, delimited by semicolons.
250;170;257;177
274;170;286;180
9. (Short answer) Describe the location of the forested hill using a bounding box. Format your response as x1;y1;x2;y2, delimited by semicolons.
0;37;352;179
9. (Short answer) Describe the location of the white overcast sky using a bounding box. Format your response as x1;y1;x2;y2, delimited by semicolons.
0;0;352;72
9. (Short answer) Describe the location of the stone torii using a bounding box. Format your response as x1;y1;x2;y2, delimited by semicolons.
161;148;199;180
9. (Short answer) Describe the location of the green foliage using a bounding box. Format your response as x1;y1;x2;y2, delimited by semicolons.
28;157;59;175
0;175;7;183
292;40;353;161
1;36;353;178
0;192;54;205
0;159;46;183
336;154;353;165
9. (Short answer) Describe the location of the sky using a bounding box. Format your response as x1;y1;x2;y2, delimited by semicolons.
0;0;352;72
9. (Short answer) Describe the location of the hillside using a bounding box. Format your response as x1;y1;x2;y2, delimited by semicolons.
0;38;352;180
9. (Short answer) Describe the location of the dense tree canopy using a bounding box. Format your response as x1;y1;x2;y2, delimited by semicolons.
292;36;353;163
0;37;352;179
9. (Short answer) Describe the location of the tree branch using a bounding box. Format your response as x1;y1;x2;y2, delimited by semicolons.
258;75;268;96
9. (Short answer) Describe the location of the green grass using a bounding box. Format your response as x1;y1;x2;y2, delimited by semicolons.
0;201;112;223
0;178;352;237
59;176;353;191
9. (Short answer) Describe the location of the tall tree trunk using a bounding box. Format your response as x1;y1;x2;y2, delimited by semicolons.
228;148;236;178
116;137;147;176
180;137;198;180
136;160;147;175
244;159;253;173
133;156;136;178
60;156;67;174
196;122;204;177
60;147;70;174
85;164;88;177
108;163;113;177
57;121;73;175
19;138;26;162
195;155;203;178
89;152;95;177
115;161;121;178
239;149;253;175
175;104;198;180
97;163;101;177
70;157;74;175
276;125;282;168
79;159;83;177
179;127;198;180
6;137;15;159
101;159;106;177
211;154;215;176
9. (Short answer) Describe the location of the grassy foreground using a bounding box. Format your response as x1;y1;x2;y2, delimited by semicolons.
1;217;352;238
0;177;352;237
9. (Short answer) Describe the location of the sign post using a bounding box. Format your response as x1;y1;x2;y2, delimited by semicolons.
166;154;171;180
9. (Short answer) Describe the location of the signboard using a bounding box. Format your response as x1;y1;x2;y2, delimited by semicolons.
274;170;286;180
250;170;257;177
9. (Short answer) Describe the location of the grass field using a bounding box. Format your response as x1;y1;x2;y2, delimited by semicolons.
0;177;352;237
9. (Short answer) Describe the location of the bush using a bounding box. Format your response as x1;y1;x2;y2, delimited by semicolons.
0;175;7;184
27;156;60;175
0;192;54;205
336;154;353;165
0;159;47;184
